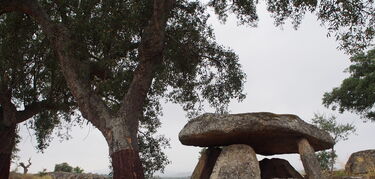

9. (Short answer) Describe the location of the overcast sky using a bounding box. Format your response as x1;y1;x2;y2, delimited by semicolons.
14;3;375;177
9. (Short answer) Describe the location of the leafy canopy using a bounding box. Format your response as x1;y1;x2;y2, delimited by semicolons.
323;48;375;121
208;0;374;54
54;162;73;173
0;12;78;151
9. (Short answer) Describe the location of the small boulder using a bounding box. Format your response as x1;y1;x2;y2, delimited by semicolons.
346;150;375;175
179;112;334;155
210;144;261;179
259;158;303;179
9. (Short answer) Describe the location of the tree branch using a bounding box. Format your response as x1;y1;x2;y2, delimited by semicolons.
15;100;69;123
118;0;176;134
1;0;111;130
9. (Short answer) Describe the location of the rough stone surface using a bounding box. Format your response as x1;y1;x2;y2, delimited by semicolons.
49;172;110;179
346;150;375;175
192;147;222;179
179;112;334;155
210;144;260;179
298;138;325;179
331;177;375;179
259;158;303;179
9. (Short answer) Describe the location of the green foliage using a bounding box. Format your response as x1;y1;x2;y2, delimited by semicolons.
0;12;79;152
73;167;84;174
54;162;73;173
207;0;374;54
324;48;375;121
312;113;356;172
312;113;356;143
316;150;337;171
54;163;83;174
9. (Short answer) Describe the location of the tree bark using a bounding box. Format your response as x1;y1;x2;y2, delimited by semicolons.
330;146;335;175
0;125;16;179
111;149;144;179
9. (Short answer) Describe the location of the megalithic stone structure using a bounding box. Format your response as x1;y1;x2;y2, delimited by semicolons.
179;112;334;179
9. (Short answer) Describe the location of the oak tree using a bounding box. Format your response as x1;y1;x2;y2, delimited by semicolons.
0;12;169;179
324;48;375;121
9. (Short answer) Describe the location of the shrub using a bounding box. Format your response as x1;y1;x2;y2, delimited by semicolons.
54;162;73;172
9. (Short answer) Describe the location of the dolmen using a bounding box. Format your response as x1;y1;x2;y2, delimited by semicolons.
179;112;334;179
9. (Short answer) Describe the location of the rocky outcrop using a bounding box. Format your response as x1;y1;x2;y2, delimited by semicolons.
49;172;110;179
210;144;261;179
259;158;303;179
192;147;222;179
179;112;334;155
346;150;375;175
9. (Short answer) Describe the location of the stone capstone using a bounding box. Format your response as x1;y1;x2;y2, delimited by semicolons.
179;112;334;155
259;158;303;179
209;144;261;179
346;150;375;175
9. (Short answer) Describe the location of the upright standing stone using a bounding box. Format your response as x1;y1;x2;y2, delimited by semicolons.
298;138;325;179
192;147;222;179
210;144;261;179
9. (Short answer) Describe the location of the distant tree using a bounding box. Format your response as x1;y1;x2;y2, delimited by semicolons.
38;168;48;176
312;113;356;173
73;166;84;174
323;49;375;121
54;162;73;173
19;158;31;174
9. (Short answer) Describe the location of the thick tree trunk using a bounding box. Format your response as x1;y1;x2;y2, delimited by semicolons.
0;125;16;179
111;149;144;179
103;117;144;179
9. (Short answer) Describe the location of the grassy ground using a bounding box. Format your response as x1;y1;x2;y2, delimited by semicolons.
9;172;52;179
327;169;375;179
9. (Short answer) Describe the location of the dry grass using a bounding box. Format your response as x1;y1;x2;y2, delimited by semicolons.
9;172;53;179
329;168;375;178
